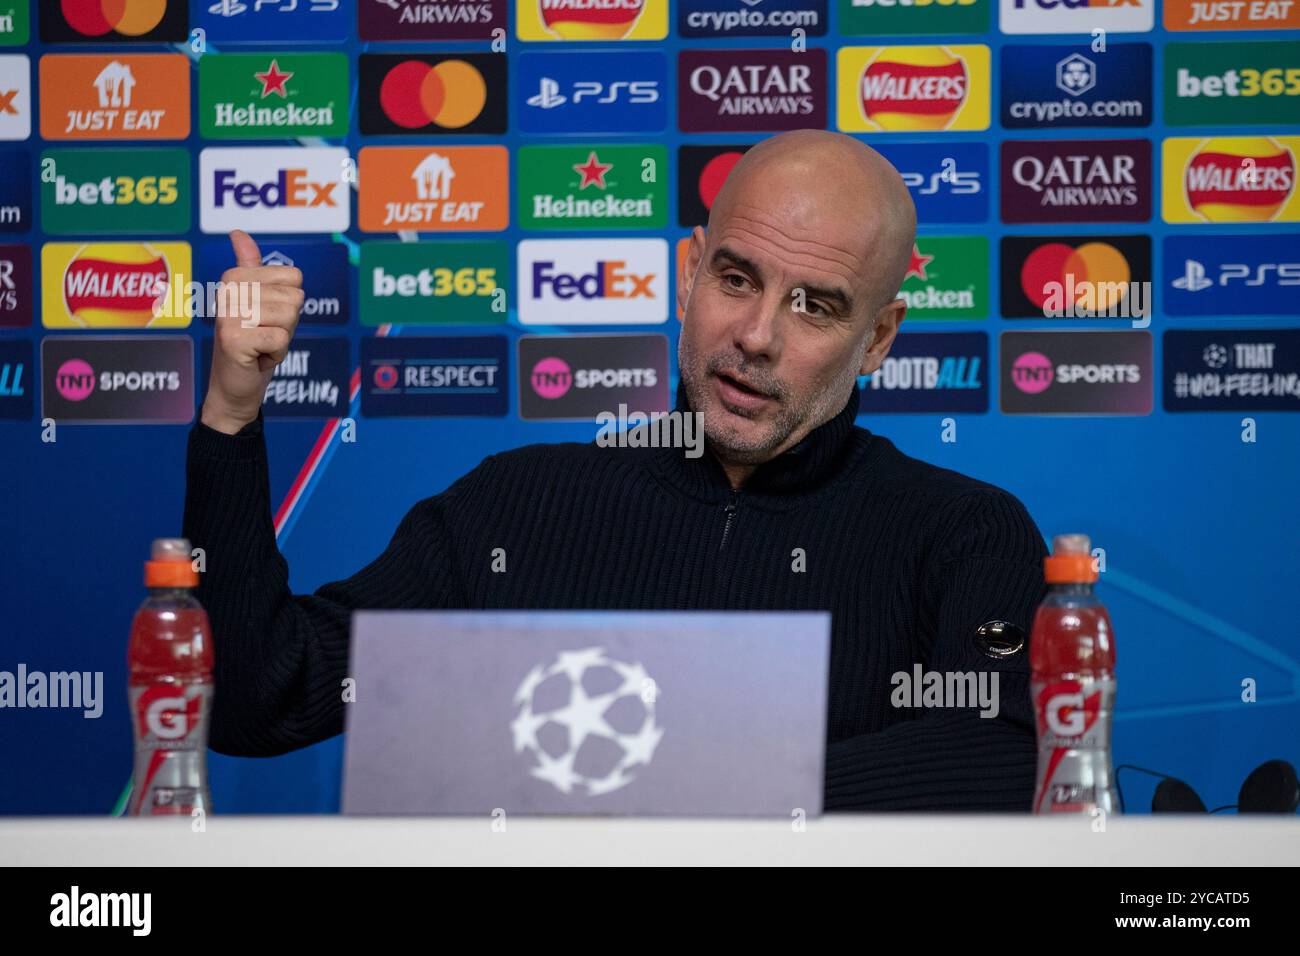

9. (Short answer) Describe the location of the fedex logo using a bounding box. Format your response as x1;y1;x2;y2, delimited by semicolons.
200;147;349;234
1001;0;1152;31
519;238;668;326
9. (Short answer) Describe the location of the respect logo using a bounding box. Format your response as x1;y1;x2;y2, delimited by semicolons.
1166;42;1300;127
40;148;190;235
41;241;192;328
40;53;190;140
1163;136;1300;224
838;45;989;133
517;0;667;40
358;145;509;233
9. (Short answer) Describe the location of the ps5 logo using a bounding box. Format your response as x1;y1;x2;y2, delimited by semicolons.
901;162;982;196
1172;259;1300;292
526;77;660;110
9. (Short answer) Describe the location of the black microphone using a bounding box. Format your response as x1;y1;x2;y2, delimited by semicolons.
1237;760;1300;814
1152;776;1207;813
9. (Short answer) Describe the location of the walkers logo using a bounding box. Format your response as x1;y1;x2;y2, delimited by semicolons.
200;53;348;140
678;144;753;227
358;145;508;233
839;0;988;35
40;148;190;235
518;145;667;231
41;241;192;328
360;0;504;40
517;0;667;39
0;3;29;45
517;51;666;134
1002;139;1151;224
41;0;188;43
202;335;348;418
1163;136;1300;223
359;53;506;136
1166;42;1300;127
519;238;668;325
1165;235;1300;316
360;240;509;325
0;54;27;141
196;0;349;44
1000;331;1152;415
197;238;348;325
1001;43;1151;130
41;335;193;424
0;242;30;327
838;45;990;133
681;0;826;38
878;142;987;223
859;332;987;413
999;0;1153;34
519;333;669;420
1165;329;1300;412
1165;0;1300;30
40;54;189;141
0;148;27;232
1001;235;1151;319
361;335;509;417
200;147;351;234
0;338;30;419
679;49;827;133
898;237;986;319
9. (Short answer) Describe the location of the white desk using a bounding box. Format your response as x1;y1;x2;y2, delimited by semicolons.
2;815;1296;866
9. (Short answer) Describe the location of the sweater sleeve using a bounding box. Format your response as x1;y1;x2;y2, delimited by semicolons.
182;413;465;758
822;489;1049;812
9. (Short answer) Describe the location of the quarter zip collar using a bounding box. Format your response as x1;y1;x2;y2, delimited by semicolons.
648;378;869;505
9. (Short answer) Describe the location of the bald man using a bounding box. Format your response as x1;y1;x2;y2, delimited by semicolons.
186;129;1048;811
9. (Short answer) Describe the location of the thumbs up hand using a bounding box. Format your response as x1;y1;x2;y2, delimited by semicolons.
200;230;307;435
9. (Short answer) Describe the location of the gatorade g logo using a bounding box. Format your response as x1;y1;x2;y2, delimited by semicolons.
1038;680;1100;738
138;684;201;742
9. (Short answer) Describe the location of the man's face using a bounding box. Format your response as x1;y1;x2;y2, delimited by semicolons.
677;202;901;465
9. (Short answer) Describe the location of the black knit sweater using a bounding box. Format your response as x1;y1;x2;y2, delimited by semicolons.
183;384;1049;811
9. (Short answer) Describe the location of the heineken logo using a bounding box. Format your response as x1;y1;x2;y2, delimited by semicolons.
896;237;986;319
519;145;667;231
200;53;349;140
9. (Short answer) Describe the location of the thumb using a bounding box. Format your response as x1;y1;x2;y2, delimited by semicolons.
229;229;262;269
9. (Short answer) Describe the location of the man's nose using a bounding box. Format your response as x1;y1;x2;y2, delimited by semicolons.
732;290;786;363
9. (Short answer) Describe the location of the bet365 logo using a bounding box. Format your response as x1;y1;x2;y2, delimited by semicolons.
40;148;190;235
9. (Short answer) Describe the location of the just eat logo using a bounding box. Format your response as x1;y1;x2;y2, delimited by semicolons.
199;146;351;235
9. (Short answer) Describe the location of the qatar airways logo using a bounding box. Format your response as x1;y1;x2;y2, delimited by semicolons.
1002;140;1151;223
679;50;827;132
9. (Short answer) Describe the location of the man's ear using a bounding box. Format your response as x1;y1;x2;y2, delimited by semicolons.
676;226;706;324
858;298;907;376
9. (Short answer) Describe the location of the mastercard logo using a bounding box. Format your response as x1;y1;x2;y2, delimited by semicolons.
1184;137;1296;223
379;59;488;131
696;151;744;213
1020;242;1131;313
860;47;968;132
60;0;167;37
539;0;647;39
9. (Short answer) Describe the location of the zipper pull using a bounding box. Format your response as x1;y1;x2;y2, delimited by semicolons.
719;490;739;552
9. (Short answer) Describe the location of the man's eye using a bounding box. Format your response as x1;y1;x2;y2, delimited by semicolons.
802;300;827;316
724;273;749;291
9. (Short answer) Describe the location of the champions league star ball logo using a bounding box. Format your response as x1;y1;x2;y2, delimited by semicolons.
511;647;664;796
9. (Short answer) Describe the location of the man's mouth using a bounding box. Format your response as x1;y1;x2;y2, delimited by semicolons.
714;370;774;412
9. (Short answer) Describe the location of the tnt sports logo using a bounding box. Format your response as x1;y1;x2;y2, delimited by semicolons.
526;0;658;39
1000;0;1153;33
1010;351;1055;393
519;238;668;325
54;358;94;400
200;147;350;233
838;45;990;132
0;54;29;141
1163;136;1300;224
529;356;658;399
530;356;574;399
1009;350;1141;393
511;647;664;796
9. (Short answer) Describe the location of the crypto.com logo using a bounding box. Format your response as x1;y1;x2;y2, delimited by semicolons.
511;647;664;796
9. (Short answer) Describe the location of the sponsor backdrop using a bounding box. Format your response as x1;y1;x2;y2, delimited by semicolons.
0;0;1297;815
